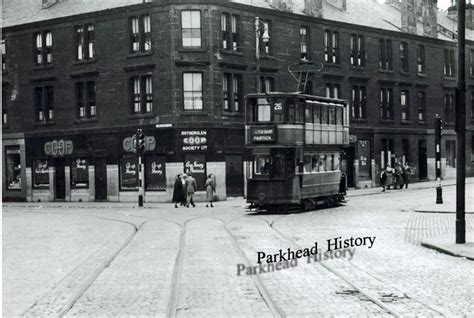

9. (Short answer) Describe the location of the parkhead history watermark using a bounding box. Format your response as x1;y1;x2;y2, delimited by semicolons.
237;236;376;276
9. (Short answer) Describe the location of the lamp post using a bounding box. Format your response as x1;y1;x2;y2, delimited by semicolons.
255;17;270;93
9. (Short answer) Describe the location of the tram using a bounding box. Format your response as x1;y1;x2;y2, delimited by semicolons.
245;92;349;212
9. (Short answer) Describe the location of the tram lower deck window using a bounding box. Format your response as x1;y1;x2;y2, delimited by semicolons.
254;155;271;175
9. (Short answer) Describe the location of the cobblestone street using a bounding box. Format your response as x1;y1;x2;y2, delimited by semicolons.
3;183;474;317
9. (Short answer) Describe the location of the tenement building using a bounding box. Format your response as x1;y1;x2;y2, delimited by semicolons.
2;0;474;202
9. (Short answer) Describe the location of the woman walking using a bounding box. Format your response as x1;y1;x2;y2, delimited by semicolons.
172;174;185;208
205;174;216;208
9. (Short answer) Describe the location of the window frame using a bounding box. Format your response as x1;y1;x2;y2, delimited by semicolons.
300;26;310;61
350;34;365;67
34;85;55;122
75;24;95;61
183;72;203;111
181;10;202;49
324;29;339;64
417;44;425;74
33;31;53;66
400;89;410;121
351;85;366;120
129;73;153;114
400;42;409;73
379;87;394;120
130;15;151;54
417;91;426;123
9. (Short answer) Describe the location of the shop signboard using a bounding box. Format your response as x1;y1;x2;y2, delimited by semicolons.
33;159;49;187
184;153;206;191
251;126;276;143
71;158;88;188
120;156;138;189
181;130;207;151
44;140;73;157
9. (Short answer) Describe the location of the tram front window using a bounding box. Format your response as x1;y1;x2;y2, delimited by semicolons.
257;98;271;122
255;155;272;175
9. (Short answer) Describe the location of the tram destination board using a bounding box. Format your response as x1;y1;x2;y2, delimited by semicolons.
250;126;276;143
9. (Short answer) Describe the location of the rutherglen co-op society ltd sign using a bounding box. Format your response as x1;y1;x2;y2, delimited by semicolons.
181;130;207;151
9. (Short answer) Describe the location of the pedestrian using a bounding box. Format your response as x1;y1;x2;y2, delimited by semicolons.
180;174;187;206
385;164;393;190
205;173;216;207
185;173;197;208
380;169;387;192
339;173;347;195
402;162;411;189
394;163;403;190
172;174;185;208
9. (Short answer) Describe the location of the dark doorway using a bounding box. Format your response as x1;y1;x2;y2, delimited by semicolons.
225;154;243;196
418;140;428;180
346;146;355;187
95;158;107;200
55;159;66;200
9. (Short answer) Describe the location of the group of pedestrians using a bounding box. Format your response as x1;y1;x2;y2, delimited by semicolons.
172;173;216;208
380;162;411;192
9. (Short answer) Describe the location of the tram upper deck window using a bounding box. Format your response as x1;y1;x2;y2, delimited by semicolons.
328;107;336;125
336;107;343;125
321;106;328;125
313;104;321;124
257;98;271;122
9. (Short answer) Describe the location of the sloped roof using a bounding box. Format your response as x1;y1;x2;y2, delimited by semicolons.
1;0;144;28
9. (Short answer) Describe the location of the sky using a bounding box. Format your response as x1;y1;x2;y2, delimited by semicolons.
437;0;451;10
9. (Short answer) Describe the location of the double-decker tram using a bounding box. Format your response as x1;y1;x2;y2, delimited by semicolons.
245;92;349;212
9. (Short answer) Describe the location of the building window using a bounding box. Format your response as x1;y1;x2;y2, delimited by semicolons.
379;87;394;120
71;158;89;188
120;156;138;190
350;34;365;67
76;81;96;119
444;93;454;123
130;74;153;114
259;76;274;93
130;15;151;53
75;24;95;61
400;90;410;121
379;39;393;70
183;72;203;110
5;147;21;190
2;86;7;125
444;49;455;77
325;83;340;99
417;44;425;74
351;85;366;119
34;31;53;65
34;86;54;122
400;42;409;73
223;73;242;112
33;159;50;188
1;39;6;72
181;10;201;48
300;26;309;61
222;13;240;51
417;91;426;122
324;30;339;64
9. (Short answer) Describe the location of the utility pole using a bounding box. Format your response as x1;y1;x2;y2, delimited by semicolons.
435;115;443;204
455;0;466;244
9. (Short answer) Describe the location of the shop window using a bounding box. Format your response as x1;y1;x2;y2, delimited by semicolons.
71;158;88;188
401;90;410;121
34;31;53;66
379;87;394;120
444;49;455;77
183;72;203;110
145;155;166;191
5;147;21;190
400;42;409;73
120;156;138;190
300;26;309;61
75;24;95;60
350;34;365;67
379;39;393;70
351;85;366;119
417;44;425;74
181;10;201;48
130;15;151;53
184;153;206;191
324;30;339;64
76;81;96;119
33;159;50;188
417;91;426;122
130;74;153;114
34;86;54;122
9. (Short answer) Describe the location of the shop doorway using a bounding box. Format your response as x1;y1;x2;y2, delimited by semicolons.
346;147;355;188
55;158;66;200
95;158;107;200
225;154;243;196
418;140;428;180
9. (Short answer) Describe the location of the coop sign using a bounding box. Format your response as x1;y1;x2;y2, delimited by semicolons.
44;140;74;157
182;130;207;151
251;127;276;143
123;135;156;153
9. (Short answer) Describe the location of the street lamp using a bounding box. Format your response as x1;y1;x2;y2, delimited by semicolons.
255;17;270;93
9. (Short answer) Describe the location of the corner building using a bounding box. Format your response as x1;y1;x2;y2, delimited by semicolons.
2;0;474;202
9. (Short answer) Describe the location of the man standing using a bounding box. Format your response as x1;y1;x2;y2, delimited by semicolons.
402;162;411;189
185;173;197;208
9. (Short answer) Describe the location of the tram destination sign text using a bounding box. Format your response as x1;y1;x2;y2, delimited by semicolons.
251;127;276;143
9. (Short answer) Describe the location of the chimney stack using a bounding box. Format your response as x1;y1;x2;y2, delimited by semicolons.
401;0;417;34
304;0;323;18
421;0;438;38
